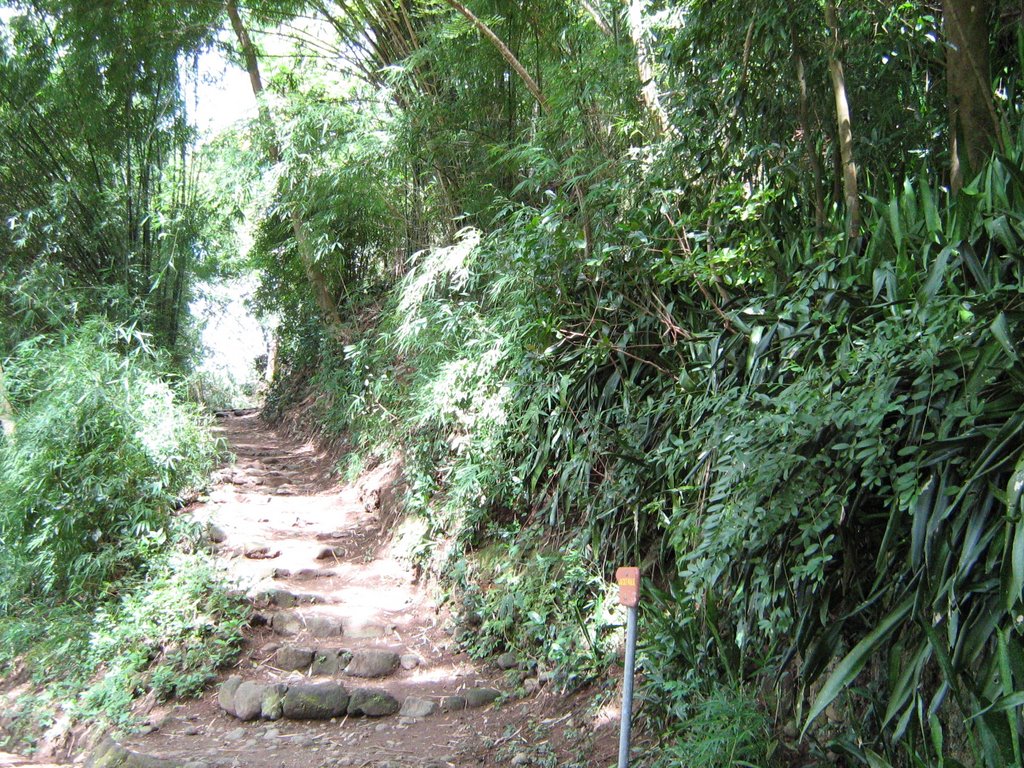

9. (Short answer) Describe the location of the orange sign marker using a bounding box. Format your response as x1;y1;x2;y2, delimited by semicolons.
616;566;640;607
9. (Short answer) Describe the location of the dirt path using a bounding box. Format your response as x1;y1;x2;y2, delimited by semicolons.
90;413;618;768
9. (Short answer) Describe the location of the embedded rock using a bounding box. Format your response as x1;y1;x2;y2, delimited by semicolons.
440;695;467;712
276;646;314;671
345;621;387;639
261;683;288;721
272;612;303;636
496;652;518;670
311;649;345;676
465;687;500;708
315;546;345;560
344;649;400;678
347;688;400;717
305;615;344;638
233;681;266;721
399;697;436;718
218;676;243;717
281;682;349;720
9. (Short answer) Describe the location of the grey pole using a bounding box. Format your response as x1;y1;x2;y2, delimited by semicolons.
617;602;639;768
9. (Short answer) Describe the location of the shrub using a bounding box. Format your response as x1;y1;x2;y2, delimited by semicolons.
0;552;247;731
0;317;219;604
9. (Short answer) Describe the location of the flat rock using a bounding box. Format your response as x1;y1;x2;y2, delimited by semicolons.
291;568;334;581
271;612;302;636
276;646;314;671
234;681;266;721
257;589;297;608
218;676;242;717
345;649;400;678
281;682;349;720
347;688;400;717
465;687;500;708
399;697;436;718
306;615;344;637
244;543;280;559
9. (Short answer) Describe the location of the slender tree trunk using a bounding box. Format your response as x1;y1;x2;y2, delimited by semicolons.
625;0;670;136
787;11;825;235
580;0;612;37
0;362;14;437
225;0;345;334
445;0;546;108
943;0;999;194
824;0;859;242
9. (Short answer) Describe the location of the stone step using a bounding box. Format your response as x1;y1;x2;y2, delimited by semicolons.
264;644;419;678
257;608;398;643
247;587;325;609
217;676;501;724
86;736;181;768
269;567;336;581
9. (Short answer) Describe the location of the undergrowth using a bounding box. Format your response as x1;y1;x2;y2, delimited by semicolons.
0;318;219;602
0;315;244;744
0;550;247;739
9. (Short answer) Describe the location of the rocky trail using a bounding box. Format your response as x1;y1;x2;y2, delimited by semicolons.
79;413;618;768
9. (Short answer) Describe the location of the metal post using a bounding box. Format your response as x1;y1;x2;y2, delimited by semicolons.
615;566;640;768
618;602;639;768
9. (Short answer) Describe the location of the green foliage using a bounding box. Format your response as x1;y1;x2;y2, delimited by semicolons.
0;4;225;355
0;553;247;732
458;526;620;686
79;554;248;721
192;1;1024;765
647;685;777;768
0;318;219;602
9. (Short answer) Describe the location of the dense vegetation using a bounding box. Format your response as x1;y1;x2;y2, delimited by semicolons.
0;1;245;735
3;0;1024;766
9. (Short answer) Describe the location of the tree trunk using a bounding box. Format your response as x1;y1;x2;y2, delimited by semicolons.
444;0;546;109
787;10;825;236
824;0;859;243
580;0;612;37
225;0;346;334
0;362;14;437
943;0;999;194
625;0;670;136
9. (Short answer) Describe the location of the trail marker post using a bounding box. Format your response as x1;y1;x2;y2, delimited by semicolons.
616;566;640;768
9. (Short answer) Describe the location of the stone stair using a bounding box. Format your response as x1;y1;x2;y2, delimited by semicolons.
215;578;503;727
82;412;514;768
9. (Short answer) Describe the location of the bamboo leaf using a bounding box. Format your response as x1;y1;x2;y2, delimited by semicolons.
802;596;913;737
990;313;1020;363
